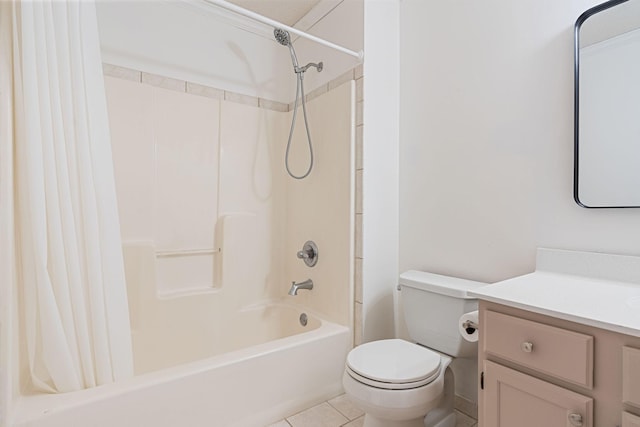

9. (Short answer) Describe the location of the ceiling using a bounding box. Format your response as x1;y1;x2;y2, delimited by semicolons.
227;0;323;26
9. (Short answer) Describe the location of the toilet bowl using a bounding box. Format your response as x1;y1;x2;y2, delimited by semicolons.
343;339;453;427
343;271;484;427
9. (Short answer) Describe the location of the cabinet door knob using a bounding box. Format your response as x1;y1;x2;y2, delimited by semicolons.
568;413;583;426
521;341;533;353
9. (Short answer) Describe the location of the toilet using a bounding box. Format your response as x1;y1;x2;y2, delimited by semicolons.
343;270;484;427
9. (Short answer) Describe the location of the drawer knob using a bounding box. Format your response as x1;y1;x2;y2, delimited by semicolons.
521;341;533;353
568;413;583;426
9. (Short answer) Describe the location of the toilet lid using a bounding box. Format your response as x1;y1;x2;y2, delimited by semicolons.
346;339;441;388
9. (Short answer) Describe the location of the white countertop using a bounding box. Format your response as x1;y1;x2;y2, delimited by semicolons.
470;271;640;337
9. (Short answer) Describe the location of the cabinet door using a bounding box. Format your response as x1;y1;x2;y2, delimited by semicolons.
483;361;593;427
623;347;640;407
623;412;640;427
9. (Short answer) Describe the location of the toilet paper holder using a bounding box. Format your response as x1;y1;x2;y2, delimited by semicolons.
462;319;478;335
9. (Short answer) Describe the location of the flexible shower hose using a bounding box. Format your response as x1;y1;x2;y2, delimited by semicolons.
285;72;314;180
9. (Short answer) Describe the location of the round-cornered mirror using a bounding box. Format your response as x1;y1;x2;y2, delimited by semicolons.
575;0;640;208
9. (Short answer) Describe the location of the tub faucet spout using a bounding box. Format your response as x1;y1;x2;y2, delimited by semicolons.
288;279;313;296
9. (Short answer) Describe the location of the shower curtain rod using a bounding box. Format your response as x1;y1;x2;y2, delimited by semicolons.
201;0;364;61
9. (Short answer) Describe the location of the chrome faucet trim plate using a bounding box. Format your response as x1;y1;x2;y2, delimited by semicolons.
297;241;318;267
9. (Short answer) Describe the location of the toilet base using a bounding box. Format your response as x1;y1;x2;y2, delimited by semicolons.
424;367;456;427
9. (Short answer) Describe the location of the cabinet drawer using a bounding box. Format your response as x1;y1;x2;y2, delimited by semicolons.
623;412;640;427
623;347;640;407
484;311;594;388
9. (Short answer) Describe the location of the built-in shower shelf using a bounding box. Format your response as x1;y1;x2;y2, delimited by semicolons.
155;248;221;258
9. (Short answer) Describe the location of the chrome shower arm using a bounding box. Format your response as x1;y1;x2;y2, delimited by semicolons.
296;62;323;74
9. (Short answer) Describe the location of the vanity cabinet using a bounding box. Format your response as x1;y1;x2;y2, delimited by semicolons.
478;301;640;427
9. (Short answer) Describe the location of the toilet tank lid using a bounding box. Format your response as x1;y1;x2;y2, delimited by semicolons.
399;270;486;299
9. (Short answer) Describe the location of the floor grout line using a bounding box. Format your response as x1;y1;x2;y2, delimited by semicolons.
270;393;477;427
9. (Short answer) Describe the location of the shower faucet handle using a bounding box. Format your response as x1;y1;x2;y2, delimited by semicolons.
297;241;318;267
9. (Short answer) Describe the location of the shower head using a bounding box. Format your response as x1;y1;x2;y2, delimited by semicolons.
274;28;300;70
274;27;323;75
274;28;291;46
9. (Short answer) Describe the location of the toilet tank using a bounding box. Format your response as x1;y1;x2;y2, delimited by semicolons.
399;270;485;358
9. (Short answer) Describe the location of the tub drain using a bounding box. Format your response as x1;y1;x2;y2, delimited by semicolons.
299;313;308;327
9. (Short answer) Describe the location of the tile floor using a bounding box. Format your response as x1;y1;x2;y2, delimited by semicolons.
267;394;477;427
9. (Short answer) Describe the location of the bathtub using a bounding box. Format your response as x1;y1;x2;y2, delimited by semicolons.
10;303;351;427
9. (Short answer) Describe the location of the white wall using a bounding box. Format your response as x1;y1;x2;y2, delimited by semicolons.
361;0;399;342
399;0;640;401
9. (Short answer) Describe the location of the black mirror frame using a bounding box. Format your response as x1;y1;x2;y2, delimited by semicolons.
574;0;640;208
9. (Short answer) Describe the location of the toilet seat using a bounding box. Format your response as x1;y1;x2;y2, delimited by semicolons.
345;339;441;390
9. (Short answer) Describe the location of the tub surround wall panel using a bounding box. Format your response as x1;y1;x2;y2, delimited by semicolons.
218;101;287;304
398;0;640;406
123;242;329;374
105;74;289;346
102;63;141;82
105;77;155;241
121;242;282;373
142;72;186;92
152;86;221;295
107;76;226;297
151;86;221;249
106;66;356;362
103;64;289;112
284;81;355;327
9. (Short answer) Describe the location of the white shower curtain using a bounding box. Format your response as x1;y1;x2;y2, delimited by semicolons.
6;0;134;392
1;1;17;421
